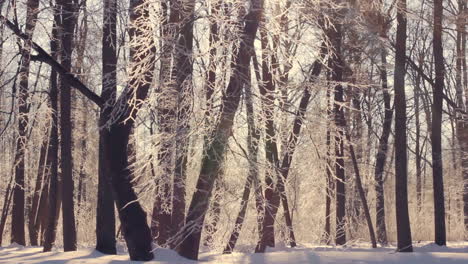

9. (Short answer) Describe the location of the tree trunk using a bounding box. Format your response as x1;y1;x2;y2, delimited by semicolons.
11;0;40;246
57;0;78;251
255;26;282;250
394;0;413;252
43;15;61;251
95;0;117;254
176;1;262;259
374;48;391;245
103;0;157;260
432;0;446;246
327;5;346;245
454;0;468;238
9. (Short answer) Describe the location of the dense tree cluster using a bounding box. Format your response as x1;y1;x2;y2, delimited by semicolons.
0;0;467;261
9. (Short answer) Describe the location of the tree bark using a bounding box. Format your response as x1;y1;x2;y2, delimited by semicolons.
394;0;413;252
454;0;468;238
43;14;61;251
176;1;262;259
327;4;346;245
254;25;282;251
103;0;157;260
57;0;79;251
323;88;333;244
95;0;117;254
11;0;40;246
374;48;391;245
432;0;446;246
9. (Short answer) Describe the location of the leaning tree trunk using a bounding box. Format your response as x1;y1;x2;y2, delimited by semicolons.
95;0;117;254
394;0;413;252
11;0;40;246
432;0;446;246
103;0;157;260
176;1;262;259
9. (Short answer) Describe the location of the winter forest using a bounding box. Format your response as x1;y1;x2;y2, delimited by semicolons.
0;0;468;263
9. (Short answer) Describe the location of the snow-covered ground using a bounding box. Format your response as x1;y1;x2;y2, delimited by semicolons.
1;242;468;264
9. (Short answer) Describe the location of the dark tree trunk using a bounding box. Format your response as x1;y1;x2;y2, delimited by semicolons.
176;1;262;259
374;48;391;245
107;122;153;260
11;0;40;246
454;0;468;238
43;16;60;251
255;26;282;250
57;0;78;251
95;0;117;254
327;6;346;245
103;0;157;260
432;0;446;246
324;105;333;244
394;0;413;252
323;73;334;244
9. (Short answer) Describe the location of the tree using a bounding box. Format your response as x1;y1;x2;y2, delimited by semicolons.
394;0;413;252
102;0;157;259
43;7;61;251
11;0;40;246
96;0;117;254
57;0;79;251
327;0;346;246
176;0;263;259
432;0;447;246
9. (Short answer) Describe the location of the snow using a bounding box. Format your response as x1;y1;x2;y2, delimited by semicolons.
1;242;467;264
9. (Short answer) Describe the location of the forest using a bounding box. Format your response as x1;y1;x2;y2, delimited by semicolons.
0;0;467;263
